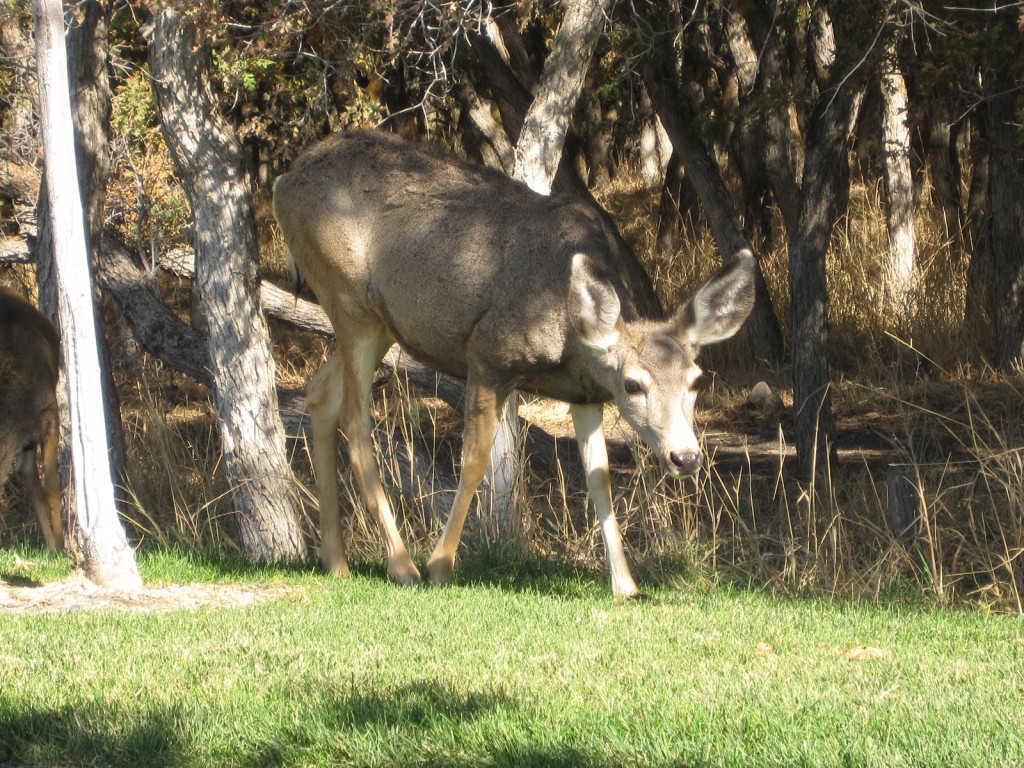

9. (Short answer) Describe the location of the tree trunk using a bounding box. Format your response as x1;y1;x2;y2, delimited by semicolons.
32;0;140;589
789;71;864;482
638;87;671;190
148;8;306;562
983;7;1024;371
656;152;701;257
33;0;128;518
920;96;964;260
454;80;514;173
580;86;613;188
642;52;784;364
879;41;917;337
733;4;804;239
512;0;612;194
67;0;128;494
963;118;992;356
724;9;774;249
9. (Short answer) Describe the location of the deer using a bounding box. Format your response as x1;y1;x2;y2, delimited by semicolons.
273;130;754;597
0;285;63;551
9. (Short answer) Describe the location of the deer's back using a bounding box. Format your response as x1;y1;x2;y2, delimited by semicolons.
274;131;657;393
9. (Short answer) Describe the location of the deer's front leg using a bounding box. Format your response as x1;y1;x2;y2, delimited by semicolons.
571;403;640;598
427;378;504;584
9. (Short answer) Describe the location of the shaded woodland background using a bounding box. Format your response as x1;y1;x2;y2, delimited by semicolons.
1;1;1023;607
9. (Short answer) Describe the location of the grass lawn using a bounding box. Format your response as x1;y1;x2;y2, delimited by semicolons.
1;548;1022;767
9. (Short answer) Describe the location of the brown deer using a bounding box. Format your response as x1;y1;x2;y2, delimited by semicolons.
0;285;63;550
273;130;754;597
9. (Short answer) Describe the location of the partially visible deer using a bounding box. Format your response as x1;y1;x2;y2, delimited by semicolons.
273;130;754;597
0;285;63;550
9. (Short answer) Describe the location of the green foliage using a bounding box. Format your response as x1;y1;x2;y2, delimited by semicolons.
110;68;156;141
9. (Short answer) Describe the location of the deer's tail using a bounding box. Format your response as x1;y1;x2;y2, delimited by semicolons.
273;174;304;295
284;245;303;296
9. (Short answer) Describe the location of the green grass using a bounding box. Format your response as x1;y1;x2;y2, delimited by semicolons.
1;548;1022;767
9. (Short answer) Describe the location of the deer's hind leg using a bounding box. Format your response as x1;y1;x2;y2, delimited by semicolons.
18;407;63;552
308;351;351;576
309;324;420;585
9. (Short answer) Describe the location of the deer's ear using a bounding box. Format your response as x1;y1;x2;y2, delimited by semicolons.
676;249;756;346
568;253;622;351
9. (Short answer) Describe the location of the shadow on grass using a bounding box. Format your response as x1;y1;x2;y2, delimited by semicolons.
132;540;704;603
0;680;626;768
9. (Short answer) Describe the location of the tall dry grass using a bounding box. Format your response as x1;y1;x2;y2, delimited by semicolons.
4;174;1020;612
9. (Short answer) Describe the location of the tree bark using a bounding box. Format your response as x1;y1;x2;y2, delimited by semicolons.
638;87;671;190
642;51;784;364
790;88;863;480
788;3;867;481
67;0;128;496
918;94;965;260
963;117;992;354
33;0;128;518
96;240;212;386
879;39;917;337
32;0;140;589
454;80;514;173
512;0;611;193
724;8;774;249
983;7;1024;371
740;4;805;237
148;8;306;562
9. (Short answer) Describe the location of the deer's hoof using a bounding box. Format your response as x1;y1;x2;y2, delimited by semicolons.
425;556;454;586
320;536;353;577
388;561;422;586
321;558;351;578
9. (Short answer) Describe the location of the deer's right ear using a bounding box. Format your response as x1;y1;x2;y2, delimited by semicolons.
676;249;755;347
568;253;621;351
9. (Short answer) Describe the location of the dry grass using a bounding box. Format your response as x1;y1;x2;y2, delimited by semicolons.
2;172;1022;613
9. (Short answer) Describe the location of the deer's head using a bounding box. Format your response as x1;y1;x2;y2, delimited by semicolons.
569;250;756;476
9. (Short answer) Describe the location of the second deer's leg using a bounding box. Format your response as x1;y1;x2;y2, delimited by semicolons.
570;403;640;598
426;379;504;584
338;332;420;585
18;444;60;551
38;410;62;551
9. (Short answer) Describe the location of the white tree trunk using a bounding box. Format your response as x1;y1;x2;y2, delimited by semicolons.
482;0;614;542
880;46;917;335
32;0;140;589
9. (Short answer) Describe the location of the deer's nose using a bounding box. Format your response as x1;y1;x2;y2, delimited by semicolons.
669;450;703;475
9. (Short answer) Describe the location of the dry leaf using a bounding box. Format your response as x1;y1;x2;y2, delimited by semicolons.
843;645;891;661
755;641;775;655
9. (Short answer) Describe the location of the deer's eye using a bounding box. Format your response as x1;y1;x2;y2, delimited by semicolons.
624;378;645;396
692;373;711;392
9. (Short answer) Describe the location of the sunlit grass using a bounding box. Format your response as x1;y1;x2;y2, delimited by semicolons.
1;549;1022;767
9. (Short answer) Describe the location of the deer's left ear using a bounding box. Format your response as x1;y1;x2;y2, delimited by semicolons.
675;249;756;347
568;253;622;351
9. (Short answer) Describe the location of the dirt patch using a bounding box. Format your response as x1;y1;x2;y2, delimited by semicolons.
0;571;298;615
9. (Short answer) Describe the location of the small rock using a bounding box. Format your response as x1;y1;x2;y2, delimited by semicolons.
747;381;784;412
